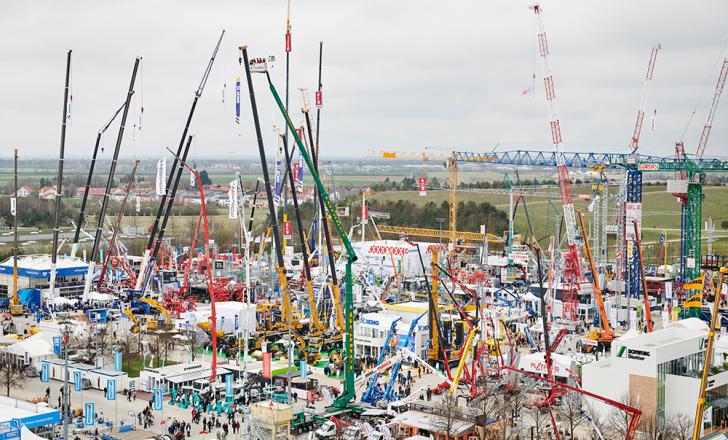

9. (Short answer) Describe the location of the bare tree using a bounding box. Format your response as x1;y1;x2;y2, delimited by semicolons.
148;331;176;365
115;333;140;370
640;414;669;440
666;413;692;440
469;386;505;440
557;392;585;439
433;393;463;440
183;328;207;362
0;359;27;397
607;393;639;439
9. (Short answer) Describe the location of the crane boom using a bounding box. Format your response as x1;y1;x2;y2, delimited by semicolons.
695;58;728;159
630;45;660;151
532;3;577;246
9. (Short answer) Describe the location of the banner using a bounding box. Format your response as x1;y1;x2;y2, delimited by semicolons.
297;155;304;192
625;202;642;240
235;76;241;125
315;90;323;109
41;363;49;383
53;336;61;356
418;176;427;196
135;195;141;213
155;158;166;196
74;371;82;391
106;379;116;400
292;162;300;193
153;388;163;411
285;32;291;53
262;352;272;379
228;180;238;219
283;221;292;240
684;275;704;291
300;360;307;380
10;197;16;216
84;403;94;426
114;351;122;372
226;374;233;400
273;149;282;207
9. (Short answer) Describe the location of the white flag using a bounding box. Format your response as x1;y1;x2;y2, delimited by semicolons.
228;180;238;219
10;197;16;217
135;196;141;213
190;170;196;188
156;158;167;196
650;109;656;133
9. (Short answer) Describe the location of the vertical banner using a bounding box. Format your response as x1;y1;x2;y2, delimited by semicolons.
135;195;141;214
74;371;82;391
262;352;272;379
285;32;291;53
297;155;304;192
625;202;642;240
10;197;16;216
155;158;166;196
228;180;239;219
292;162;300;190
23;352;29;366
235;76;241;124
361;205;368;222
283;221;292;240
41;363;49;383
106;379;116;400
418;176;427;196
153;388;163;411
53;336;61;356
273;149;282;207
114;351;122;372
300;360;307;380
84;403;94;426
315;90;323;109
226;374;233;401
190;167;196;188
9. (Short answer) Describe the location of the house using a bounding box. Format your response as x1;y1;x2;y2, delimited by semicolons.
38;186;56;200
17;185;33;198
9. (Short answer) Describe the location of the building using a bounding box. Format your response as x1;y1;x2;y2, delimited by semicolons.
16;186;32;198
139;362;231;393
0;396;61;439
583;318;728;436
38;187;55;200
0;254;88;299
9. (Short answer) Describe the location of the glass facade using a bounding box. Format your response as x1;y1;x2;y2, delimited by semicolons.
656;351;706;426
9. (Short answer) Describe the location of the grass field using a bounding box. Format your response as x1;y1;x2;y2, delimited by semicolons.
370;184;728;263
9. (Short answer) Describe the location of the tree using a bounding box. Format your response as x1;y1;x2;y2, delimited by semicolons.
721;219;728;229
468;385;504;440
607;393;639;439
557;393;585;439
666;413;693;440
640;414;669;440
148;331;176;365
0;359;27;397
199;169;212;186
183;328;208;362
524;405;550;440
116;333;140;370
433;393;462;440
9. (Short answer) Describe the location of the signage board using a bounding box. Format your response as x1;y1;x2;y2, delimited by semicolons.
262;352;272;379
106;379;116;400
84;403;94;426
153;388;163;411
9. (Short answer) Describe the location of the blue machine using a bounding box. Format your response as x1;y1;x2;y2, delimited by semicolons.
361;317;402;404
381;312;426;402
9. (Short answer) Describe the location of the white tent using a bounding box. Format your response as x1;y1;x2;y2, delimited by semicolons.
21;426;47;440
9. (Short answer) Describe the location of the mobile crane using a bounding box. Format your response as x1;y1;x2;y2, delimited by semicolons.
247;50;358;409
361;317;402;405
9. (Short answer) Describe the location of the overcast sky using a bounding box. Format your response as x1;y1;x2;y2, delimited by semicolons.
1;0;727;162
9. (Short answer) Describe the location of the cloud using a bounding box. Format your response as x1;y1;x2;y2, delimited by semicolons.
0;0;726;160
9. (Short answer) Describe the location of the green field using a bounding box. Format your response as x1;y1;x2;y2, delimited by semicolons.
370;184;728;264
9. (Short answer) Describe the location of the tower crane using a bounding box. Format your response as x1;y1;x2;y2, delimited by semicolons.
630;44;660;152
695;58;728;159
531;3;583;322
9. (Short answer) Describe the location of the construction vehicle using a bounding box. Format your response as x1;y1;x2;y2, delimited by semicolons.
693;267;727;440
361;317;402;404
379;313;425;403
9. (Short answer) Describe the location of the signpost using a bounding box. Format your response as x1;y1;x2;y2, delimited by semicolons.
40;363;49;383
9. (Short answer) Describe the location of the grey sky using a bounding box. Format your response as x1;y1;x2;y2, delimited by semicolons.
1;0;727;161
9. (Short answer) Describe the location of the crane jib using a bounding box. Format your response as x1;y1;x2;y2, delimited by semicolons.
267;78;356;261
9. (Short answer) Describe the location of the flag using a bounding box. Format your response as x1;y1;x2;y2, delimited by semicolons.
155;158;166;196
10;197;16;217
684;275;704;291
190;166;196;188
228;180;238;219
650;109;656;133
315;90;323;109
235;76;241;125
135;196;141;214
273;149;282;207
297;155;304;192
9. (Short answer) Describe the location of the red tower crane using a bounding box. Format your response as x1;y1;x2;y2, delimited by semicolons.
532;3;582;321
630;45;660;152
695;58;728;159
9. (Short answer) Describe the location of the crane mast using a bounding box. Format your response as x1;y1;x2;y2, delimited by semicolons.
695;58;728;159
630;45;660;151
532;4;577;246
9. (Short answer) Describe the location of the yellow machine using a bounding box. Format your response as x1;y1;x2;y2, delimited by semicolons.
123;309;158;333
139;297;172;327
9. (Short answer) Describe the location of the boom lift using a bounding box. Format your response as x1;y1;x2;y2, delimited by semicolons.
381;313;426;403
361;317;402;404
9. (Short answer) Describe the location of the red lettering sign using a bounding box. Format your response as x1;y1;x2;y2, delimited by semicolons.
285;32;291;53
262;352;272;379
638;163;659;171
283;221;292;240
418;176;427;196
315;90;322;109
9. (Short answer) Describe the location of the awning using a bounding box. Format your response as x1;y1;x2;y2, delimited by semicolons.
166;367;229;384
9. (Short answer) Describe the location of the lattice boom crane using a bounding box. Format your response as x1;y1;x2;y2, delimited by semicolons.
630;44;660;151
